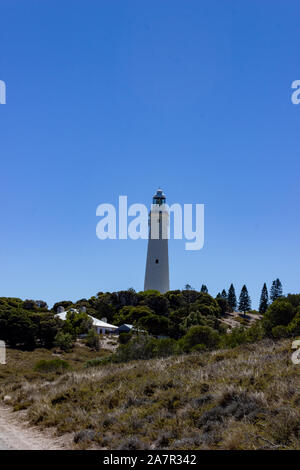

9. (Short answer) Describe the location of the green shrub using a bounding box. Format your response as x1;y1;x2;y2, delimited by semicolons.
85;328;100;351
63;311;93;338
271;325;289;339
54;331;74;351
115;335;179;362
145;337;178;358
221;326;247;348
287;312;300;336
179;326;220;352
190;344;207;352
119;332;132;345
85;356;113;368
34;358;70;373
246;321;265;342
116;335;152;362
263;299;295;336
181;312;224;334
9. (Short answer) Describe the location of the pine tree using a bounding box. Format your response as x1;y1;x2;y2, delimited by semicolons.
221;289;227;299
270;278;283;302
227;284;237;311
270;281;276;302
200;284;208;294
259;283;269;314
275;278;283;297
239;285;251;315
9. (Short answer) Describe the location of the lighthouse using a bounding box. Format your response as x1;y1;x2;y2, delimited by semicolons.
144;189;170;293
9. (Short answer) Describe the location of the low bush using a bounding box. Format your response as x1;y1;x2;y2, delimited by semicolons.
117;437;146;450
54;331;74;352
272;325;289;339
34;358;70;373
179;326;220;352
74;429;99;444
287;312;300;336
85;356;113;368
118;332;132;344
85;328;100;351
115;335;179;362
220;326;248;348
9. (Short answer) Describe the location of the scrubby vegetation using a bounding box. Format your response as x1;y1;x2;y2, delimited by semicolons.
84;328;100;351
0;298;94;350
0;288;245;351
34;358;70;374
1;286;300;450
1;339;300;449
1;289;300;358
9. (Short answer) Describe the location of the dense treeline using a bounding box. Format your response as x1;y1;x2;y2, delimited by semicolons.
0;297;62;349
111;293;300;362
0;278;297;355
54;288;227;339
0;297;93;350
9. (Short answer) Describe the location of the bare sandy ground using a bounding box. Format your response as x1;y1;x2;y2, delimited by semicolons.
220;311;262;329
100;335;118;352
0;405;72;450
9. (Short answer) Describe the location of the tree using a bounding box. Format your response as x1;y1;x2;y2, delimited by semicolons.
23;299;47;311
182;287;198;313
221;289;227;299
200;285;208;294
137;313;171;337
259;283;269;314
288;311;300;336
276;279;283;297
270;279;283;302
238;285;251;315
85;328;100;351
271;325;289;339
227;284;237;311
52;300;73;313
63;311;93;338
113;305;153;325
119;332;132;344
38;314;63;348
0;311;38;349
262;298;295;335
193;294;221;317
216;297;229;316
270;281;276;302
138;291;169;315
179;326;220;352
54;331;74;352
182;310;224;333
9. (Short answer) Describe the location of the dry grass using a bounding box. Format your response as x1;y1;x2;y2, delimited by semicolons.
1;339;300;449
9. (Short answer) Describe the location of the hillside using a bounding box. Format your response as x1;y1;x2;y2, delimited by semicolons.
1;338;300;450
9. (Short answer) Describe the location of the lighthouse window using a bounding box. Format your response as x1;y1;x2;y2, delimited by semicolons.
155;259;159;264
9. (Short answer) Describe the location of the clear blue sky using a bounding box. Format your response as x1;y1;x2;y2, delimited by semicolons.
1;0;299;309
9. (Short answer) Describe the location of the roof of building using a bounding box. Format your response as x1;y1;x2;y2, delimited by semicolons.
56;310;117;330
117;324;134;329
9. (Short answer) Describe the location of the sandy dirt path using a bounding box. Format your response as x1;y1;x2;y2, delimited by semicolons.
0;405;71;450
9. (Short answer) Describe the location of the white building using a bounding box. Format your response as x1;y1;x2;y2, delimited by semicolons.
55;308;118;335
144;188;170;293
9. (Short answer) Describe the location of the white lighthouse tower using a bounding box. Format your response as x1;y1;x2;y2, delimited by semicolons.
144;189;170;293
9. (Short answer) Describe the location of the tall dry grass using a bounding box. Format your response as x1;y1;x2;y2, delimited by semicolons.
1;339;300;449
